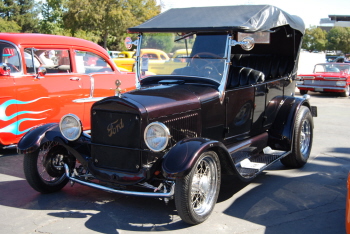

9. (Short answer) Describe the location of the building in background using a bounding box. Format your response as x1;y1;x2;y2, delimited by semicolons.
319;15;350;32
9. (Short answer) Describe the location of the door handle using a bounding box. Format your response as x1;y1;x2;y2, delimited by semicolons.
70;77;81;81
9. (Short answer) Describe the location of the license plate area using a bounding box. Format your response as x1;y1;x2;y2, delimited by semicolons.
314;88;323;92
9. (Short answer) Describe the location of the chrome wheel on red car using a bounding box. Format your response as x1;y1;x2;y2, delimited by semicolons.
175;151;221;224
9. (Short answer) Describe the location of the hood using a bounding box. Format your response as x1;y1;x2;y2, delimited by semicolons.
123;84;202;119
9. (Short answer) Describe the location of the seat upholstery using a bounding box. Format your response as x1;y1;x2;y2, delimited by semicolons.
227;66;265;89
231;54;294;80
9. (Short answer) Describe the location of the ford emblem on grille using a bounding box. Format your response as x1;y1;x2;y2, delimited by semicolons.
107;119;124;137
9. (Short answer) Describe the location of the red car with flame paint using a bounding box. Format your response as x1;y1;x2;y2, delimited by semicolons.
297;63;350;97
0;33;135;149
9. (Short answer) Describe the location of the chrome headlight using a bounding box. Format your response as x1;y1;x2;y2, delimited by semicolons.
144;122;170;152
336;81;346;86
59;114;82;141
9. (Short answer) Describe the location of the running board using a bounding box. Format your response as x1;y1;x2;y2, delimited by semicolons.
231;149;291;180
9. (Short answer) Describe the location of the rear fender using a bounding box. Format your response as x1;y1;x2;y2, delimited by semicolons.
268;97;311;150
17;123;67;154
162;137;231;179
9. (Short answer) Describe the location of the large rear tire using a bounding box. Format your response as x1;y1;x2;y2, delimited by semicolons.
281;106;313;168
23;141;75;193
175;151;221;225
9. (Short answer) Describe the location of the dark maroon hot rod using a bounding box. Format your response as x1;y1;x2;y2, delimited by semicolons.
18;5;317;224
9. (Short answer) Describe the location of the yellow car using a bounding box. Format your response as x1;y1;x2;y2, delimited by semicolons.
113;49;169;72
147;49;192;74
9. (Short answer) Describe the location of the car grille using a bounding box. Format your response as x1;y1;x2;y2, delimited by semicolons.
91;110;141;172
303;80;337;86
163;113;199;142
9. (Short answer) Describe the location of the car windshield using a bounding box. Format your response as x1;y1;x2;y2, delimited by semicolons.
137;33;228;83
314;64;350;73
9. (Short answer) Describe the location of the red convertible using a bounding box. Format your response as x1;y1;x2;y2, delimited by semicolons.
297;63;350;97
0;33;135;149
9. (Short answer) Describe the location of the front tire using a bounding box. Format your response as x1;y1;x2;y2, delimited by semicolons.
175;151;221;225
281;106;313;168
23;141;75;193
299;89;308;95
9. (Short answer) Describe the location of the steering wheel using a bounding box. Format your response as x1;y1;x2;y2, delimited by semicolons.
190;52;221;78
6;63;19;72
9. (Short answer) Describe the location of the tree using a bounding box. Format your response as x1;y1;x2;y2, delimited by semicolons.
302;26;327;51
0;18;21;32
39;0;65;34
0;0;39;32
63;0;160;49
327;27;350;53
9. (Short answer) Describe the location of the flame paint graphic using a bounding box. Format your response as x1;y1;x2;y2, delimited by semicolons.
0;97;51;135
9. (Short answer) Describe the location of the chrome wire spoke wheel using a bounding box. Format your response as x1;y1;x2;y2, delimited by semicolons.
281;106;313;168
37;141;66;184
191;156;218;215
23;141;75;193
175;151;221;224
300;118;311;157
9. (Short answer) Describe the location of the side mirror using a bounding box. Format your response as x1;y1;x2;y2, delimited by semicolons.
0;63;11;76
36;66;47;79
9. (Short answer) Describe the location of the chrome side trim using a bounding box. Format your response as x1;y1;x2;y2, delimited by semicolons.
73;97;106;103
297;85;346;91
64;164;175;198
2;144;17;150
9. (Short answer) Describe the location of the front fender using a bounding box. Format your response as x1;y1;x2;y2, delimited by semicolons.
17;123;67;154
162;137;229;179
268;96;311;150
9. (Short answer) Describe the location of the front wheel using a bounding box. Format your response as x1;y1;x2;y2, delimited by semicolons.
281;106;313;168
23;141;75;193
175;151;221;225
299;89;308;95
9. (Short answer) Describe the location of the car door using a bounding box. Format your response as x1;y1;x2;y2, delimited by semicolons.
14;47;89;143
224;86;255;142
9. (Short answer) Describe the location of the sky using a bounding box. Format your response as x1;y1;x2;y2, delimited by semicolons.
157;0;350;28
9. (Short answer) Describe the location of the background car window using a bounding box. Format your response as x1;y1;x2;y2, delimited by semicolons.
314;65;325;73
0;43;20;73
75;50;113;74
24;48;71;74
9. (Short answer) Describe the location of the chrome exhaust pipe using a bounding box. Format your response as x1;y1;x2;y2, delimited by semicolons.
64;164;175;198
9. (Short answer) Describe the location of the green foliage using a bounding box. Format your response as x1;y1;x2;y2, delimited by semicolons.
0;18;21;32
63;0;160;49
301;26;327;51
142;33;175;53
327;27;350;53
39;0;65;34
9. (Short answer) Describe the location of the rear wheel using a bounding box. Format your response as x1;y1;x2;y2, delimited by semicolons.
175;151;221;224
23;141;75;193
340;86;349;97
281;106;313;168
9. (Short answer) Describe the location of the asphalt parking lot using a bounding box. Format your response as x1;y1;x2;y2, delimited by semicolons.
1;91;349;234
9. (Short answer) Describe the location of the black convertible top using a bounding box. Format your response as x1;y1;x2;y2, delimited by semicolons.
128;5;305;34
